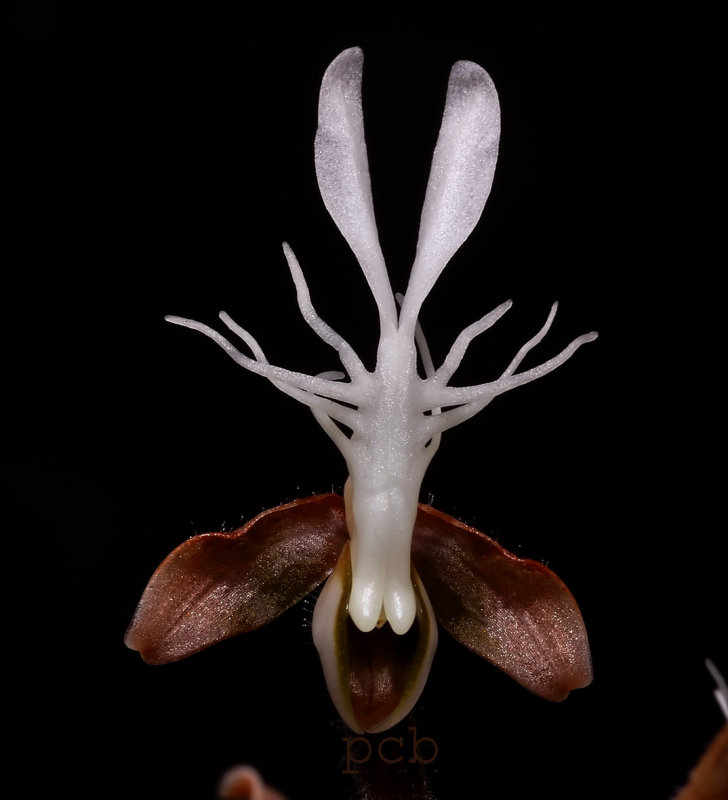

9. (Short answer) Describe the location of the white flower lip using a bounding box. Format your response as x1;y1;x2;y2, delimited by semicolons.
165;47;598;636
311;540;438;734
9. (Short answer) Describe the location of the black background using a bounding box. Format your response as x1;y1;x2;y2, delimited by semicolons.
3;2;725;799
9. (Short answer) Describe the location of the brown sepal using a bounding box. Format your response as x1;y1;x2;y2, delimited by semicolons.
125;494;348;664
411;504;593;701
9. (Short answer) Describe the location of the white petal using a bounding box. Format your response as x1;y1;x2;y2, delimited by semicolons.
314;47;398;327
399;60;501;330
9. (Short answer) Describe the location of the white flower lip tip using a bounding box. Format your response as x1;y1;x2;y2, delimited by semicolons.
348;578;417;635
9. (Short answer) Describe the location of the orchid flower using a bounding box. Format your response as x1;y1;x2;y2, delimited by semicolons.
126;47;597;733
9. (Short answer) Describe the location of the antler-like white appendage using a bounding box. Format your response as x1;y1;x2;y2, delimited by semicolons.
166;47;597;636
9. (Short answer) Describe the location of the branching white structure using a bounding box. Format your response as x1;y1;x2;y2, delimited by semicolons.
166;47;597;637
